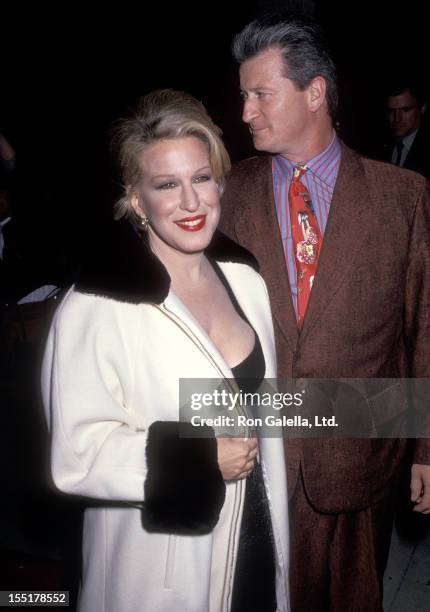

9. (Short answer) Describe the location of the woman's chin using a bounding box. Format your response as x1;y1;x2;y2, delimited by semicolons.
150;226;217;257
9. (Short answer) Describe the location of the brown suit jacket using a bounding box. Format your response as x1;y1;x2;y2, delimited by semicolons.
220;144;430;513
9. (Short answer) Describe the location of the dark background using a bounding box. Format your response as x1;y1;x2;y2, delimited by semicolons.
1;1;428;601
2;0;428;260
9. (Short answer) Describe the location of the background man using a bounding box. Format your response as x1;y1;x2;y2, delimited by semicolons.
383;81;429;178
220;13;430;612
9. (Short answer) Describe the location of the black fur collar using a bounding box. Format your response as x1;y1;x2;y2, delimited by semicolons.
76;220;259;304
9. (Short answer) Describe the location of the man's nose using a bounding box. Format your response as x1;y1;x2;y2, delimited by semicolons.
393;109;402;123
242;98;259;124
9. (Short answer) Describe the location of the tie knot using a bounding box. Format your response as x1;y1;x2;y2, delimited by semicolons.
293;164;308;181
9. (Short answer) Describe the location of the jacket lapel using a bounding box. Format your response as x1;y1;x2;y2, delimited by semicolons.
217;262;277;378
233;157;299;353
404;128;425;173
163;261;277;382
299;146;370;342
163;291;234;381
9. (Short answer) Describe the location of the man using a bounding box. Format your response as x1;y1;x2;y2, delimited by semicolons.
383;82;429;178
220;13;430;612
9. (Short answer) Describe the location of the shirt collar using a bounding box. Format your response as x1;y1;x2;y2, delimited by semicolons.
399;128;418;151
273;131;341;189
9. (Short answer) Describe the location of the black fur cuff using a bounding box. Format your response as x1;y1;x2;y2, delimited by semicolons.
142;421;226;535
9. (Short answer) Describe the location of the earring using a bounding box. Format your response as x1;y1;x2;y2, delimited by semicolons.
140;216;150;230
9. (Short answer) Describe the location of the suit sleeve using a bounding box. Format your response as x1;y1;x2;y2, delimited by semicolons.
403;180;430;463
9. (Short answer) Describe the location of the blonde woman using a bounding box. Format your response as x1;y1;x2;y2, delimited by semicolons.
42;90;289;612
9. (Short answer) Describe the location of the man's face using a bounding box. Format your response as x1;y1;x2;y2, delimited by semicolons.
239;46;313;157
386;89;424;139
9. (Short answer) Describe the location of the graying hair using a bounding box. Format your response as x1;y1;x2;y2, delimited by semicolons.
232;13;338;118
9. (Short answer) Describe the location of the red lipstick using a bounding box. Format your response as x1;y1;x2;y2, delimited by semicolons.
174;214;206;232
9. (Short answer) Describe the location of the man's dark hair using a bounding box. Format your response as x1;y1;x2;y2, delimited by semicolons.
232;13;338;118
385;78;427;108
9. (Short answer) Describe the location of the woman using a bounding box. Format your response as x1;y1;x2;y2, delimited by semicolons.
42;89;289;612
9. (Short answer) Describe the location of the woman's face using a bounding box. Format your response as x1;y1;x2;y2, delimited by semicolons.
132;136;220;257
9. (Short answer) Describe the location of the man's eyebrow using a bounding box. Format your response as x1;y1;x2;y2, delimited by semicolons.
240;86;270;92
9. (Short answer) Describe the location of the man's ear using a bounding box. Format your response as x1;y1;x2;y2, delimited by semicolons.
307;76;327;113
420;102;427;116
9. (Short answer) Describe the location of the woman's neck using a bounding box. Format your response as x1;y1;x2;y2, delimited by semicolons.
149;233;210;289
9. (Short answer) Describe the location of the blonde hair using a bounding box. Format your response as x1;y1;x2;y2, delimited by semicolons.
110;89;231;226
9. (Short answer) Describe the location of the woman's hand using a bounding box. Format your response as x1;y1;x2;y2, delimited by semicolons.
216;436;258;481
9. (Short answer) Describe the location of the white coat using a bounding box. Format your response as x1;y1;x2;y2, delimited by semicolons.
41;224;290;612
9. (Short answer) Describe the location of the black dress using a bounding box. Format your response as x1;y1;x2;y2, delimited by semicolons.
211;262;277;612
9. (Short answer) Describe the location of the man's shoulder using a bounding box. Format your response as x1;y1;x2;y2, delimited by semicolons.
222;155;272;207
228;155;272;182
342;144;428;194
361;154;427;192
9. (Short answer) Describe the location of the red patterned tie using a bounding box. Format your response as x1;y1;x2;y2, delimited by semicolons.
289;164;323;327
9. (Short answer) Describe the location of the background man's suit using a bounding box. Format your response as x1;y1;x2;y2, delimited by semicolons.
401;127;430;177
382;126;430;179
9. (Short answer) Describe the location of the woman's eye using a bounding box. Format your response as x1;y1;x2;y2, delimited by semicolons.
156;182;177;190
193;175;211;183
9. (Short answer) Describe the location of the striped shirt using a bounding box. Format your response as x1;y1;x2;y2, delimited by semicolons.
272;133;342;316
